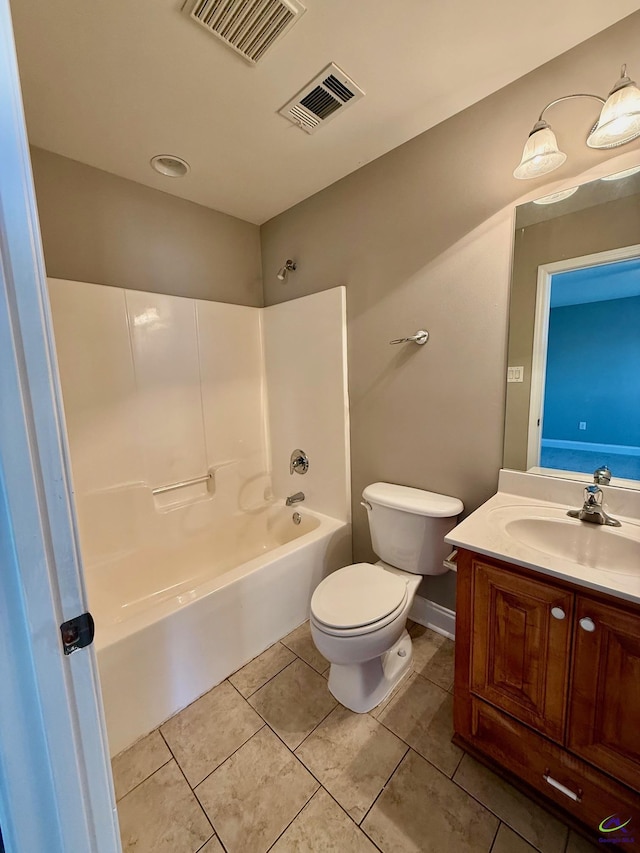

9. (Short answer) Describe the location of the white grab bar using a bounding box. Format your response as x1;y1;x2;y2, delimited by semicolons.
152;473;211;495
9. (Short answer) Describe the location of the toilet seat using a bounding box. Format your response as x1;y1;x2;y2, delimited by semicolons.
311;563;408;636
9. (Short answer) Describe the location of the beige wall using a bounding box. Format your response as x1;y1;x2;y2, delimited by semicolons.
260;13;640;609
31;147;263;306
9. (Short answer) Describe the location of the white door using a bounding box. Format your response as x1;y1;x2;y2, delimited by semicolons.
0;2;120;851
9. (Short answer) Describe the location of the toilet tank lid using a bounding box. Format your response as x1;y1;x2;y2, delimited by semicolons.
363;483;464;517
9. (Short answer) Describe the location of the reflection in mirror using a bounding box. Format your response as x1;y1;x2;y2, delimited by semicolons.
504;165;640;487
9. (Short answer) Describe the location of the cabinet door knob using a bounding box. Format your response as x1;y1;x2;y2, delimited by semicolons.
551;606;566;620
579;617;596;632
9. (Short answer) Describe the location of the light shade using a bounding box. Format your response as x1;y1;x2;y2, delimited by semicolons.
513;122;567;180
587;75;640;149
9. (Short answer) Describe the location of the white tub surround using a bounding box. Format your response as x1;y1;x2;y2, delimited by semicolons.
48;280;351;755
264;287;351;523
47;280;272;563
446;469;640;605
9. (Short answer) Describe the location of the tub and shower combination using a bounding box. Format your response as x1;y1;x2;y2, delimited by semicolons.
48;277;351;755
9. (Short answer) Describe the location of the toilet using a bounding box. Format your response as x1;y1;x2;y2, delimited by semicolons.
310;482;463;713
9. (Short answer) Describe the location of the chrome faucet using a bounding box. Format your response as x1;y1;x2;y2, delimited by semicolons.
593;465;612;485
286;491;305;506
567;468;621;527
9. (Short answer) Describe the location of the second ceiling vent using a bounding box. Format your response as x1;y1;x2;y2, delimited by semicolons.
188;0;306;64
279;63;365;134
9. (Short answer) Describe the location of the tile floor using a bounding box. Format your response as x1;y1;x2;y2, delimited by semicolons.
112;621;598;853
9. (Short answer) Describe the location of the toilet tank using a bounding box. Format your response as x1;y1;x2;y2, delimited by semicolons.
362;483;463;575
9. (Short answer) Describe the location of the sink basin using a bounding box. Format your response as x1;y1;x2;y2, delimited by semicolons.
489;504;640;575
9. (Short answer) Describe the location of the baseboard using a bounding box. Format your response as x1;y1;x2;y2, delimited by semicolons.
409;595;456;640
541;438;640;456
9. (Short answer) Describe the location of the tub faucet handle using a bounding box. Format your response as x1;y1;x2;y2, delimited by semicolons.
290;449;309;475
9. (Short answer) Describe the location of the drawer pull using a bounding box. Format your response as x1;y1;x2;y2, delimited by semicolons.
579;617;596;632
543;772;582;802
551;606;565;620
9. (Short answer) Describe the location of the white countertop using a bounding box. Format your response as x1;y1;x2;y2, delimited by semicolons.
445;470;640;606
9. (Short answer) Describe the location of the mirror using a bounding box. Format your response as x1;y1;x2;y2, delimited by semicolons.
503;165;640;487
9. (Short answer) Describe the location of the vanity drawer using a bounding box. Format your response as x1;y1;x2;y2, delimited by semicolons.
470;698;640;849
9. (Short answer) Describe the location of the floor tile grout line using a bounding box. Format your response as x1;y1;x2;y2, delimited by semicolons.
451;745;466;778
163;758;230;853
113;754;173;804
372;713;411;749
246;653;331;716
311;782;386;849
186;722;267;791
268;759;385;853
242;649;338;747
358;743;411;828
284;696;339;754
263;781;320;853
280;645;328;675
488;819;502;852
280;627;328;675
274;709;401;840
371;707;463;782
194;832;229;853
157;728;217;841
260;697;338;754
449;764;558;851
266;782;387;853
509;821;560;853
229;643;298;699
515;819;566;853
244;657;299;703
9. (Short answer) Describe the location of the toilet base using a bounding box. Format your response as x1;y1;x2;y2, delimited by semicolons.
327;629;413;713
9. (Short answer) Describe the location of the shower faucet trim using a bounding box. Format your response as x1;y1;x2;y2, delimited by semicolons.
290;449;309;475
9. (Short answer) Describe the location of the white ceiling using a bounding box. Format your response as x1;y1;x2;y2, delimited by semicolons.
11;0;640;224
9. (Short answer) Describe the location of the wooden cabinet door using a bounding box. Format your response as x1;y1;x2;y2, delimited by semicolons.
568;595;640;793
471;560;573;742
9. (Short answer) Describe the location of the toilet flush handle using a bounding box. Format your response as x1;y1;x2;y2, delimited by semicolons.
361;499;372;511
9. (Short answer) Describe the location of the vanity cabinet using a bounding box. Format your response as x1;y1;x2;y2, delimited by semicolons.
454;550;640;848
471;562;572;742
568;596;640;792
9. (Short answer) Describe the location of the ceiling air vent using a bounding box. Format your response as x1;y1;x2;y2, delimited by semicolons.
279;63;365;134
188;0;306;65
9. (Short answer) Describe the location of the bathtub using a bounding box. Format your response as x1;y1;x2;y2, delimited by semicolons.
92;504;351;756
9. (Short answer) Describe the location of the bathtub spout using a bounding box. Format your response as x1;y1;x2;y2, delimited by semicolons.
286;492;305;506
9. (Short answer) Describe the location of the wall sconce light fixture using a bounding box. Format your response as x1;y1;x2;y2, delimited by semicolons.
514;65;640;180
277;259;297;281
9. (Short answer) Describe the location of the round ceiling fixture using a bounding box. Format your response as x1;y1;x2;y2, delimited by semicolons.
150;155;190;178
600;164;640;181
532;186;579;205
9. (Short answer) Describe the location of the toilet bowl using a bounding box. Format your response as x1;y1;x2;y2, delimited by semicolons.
310;483;463;713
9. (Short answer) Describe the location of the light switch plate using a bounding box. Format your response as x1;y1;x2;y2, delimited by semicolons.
507;366;524;383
